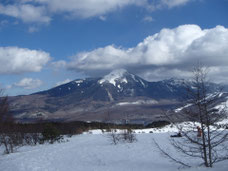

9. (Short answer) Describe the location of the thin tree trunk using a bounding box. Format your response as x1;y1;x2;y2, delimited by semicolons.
201;123;209;167
207;124;212;167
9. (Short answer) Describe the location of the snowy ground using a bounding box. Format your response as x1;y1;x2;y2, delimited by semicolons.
1;130;228;171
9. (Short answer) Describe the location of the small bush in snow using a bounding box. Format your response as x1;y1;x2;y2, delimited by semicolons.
107;129;120;145
0;132;22;154
107;128;137;145
120;128;137;143
41;124;63;144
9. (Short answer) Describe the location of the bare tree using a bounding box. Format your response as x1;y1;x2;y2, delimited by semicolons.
0;89;21;154
156;65;228;168
0;89;10;123
105;108;137;144
0;89;12;153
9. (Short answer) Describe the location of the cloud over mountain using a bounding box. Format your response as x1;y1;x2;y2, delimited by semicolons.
14;78;43;89
67;24;228;82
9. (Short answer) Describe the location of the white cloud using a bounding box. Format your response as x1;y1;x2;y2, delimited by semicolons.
160;0;191;8
143;16;154;22
0;47;51;74
14;78;43;89
51;60;67;71
68;45;128;70
0;0;146;22
67;24;228;82
0;3;51;23
35;0;146;18
0;0;193;23
99;16;106;21
146;0;192;11
56;79;72;86
139;68;192;82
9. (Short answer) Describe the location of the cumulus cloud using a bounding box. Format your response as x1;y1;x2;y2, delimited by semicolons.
0;47;51;74
34;0;146;18
0;0;145;22
0;0;193;23
0;3;51;23
14;78;43;89
67;24;228;82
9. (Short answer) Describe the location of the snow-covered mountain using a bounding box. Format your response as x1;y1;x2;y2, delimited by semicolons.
98;69;130;86
34;69;150;101
33;69;191;101
8;69;228;123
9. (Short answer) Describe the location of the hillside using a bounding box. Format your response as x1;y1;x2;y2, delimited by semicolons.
8;69;228;123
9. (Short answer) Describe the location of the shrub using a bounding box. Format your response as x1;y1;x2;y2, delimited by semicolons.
120;128;137;143
107;129;120;145
41;124;62;144
107;128;137;145
146;121;170;128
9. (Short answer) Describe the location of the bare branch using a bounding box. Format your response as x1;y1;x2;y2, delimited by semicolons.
153;139;191;168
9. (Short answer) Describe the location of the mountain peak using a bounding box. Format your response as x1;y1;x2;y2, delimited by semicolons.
98;69;129;86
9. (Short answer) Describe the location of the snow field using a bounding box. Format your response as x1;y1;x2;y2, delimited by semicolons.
1;131;228;171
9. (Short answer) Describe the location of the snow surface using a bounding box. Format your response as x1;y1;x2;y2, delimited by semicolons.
139;79;146;88
117;100;158;106
175;92;228;113
1;125;228;171
214;98;228;112
75;80;83;84
98;69;128;86
175;103;192;112
217;118;228;125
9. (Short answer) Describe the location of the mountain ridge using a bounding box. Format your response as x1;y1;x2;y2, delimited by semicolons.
8;69;228;123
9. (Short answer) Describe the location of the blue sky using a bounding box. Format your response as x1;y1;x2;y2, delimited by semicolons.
0;0;228;95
